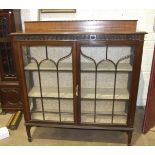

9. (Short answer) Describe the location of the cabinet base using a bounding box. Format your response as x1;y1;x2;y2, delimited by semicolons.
25;123;133;145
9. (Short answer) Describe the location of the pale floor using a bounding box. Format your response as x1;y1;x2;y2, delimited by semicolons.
0;107;155;146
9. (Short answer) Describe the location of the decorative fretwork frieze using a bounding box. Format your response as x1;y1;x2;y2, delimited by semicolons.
16;34;142;41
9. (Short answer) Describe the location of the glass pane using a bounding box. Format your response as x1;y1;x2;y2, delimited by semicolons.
0;17;15;78
80;45;134;125
22;45;74;123
0;17;9;37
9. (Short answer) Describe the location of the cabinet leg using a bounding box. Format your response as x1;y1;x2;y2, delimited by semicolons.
26;126;32;142
127;131;133;146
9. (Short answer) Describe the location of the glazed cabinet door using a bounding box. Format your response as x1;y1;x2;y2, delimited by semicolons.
77;41;137;126
20;42;76;123
0;11;16;80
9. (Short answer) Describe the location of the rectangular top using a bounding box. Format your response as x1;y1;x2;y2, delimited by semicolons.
25;20;138;33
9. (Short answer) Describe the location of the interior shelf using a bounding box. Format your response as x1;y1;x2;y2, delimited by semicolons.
31;112;74;122
81;62;132;72
24;62;72;71
81;88;129;100
24;62;132;72
31;111;126;124
81;111;127;116
31;110;126;116
81;114;127;124
28;87;73;98
28;86;129;100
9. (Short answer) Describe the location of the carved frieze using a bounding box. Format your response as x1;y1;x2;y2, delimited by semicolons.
16;34;142;41
0;89;22;106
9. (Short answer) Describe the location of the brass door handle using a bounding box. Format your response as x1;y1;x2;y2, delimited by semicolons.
76;85;78;96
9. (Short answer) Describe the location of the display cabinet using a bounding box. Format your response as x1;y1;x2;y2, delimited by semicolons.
11;20;146;145
0;9;22;112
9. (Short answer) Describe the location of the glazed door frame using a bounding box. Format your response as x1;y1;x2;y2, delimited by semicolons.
0;11;17;81
76;40;142;127
13;38;143;128
14;40;77;124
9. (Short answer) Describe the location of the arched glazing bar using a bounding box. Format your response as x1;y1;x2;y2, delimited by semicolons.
25;45;72;122
80;50;97;123
56;49;72;122
97;58;115;123
26;56;46;120
80;45;133;124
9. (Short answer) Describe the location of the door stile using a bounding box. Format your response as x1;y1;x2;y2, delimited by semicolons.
72;42;78;124
75;42;81;124
13;40;31;122
127;42;144;127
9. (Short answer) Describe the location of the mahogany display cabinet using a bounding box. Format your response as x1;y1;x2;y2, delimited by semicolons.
0;9;22;113
11;20;146;145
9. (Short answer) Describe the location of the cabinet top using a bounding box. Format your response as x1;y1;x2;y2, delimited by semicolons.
10;20;147;41
11;31;147;35
24;20;139;33
11;20;147;35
